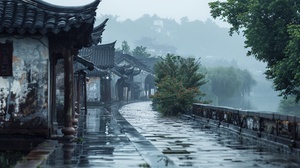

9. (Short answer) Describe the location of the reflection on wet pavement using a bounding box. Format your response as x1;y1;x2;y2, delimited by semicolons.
42;105;150;168
119;101;300;168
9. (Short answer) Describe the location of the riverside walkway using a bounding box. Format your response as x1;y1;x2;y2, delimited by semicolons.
38;101;300;168
119;101;300;168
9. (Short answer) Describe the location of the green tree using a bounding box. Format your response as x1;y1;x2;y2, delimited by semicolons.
208;67;240;105
238;68;257;97
205;66;256;108
209;0;300;101
152;54;206;115
278;96;300;116
132;46;151;58
121;40;131;54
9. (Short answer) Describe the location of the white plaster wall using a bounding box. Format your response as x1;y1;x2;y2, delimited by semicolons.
87;77;100;102
110;72;120;101
0;36;49;129
134;70;151;97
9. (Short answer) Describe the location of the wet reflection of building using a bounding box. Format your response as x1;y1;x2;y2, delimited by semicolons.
77;107;114;166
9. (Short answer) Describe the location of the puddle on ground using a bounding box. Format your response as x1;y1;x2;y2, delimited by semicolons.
42;106;151;168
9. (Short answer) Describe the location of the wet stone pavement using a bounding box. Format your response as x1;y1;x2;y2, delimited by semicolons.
41;103;175;168
119;101;300;168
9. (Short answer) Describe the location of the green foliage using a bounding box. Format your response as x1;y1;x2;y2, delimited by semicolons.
152;76;202;115
152;54;206;115
154;54;206;88
120;40;152;58
121;40;131;54
203;66;256;108
209;0;300;102
132;46;151;58
272;25;300;101
278;96;300;115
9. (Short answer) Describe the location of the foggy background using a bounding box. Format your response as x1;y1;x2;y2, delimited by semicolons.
96;15;281;112
45;0;281;112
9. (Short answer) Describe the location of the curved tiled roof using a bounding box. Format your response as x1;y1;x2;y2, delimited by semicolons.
113;64;141;77
92;18;109;45
86;67;109;77
0;0;100;35
79;41;116;69
115;51;154;73
74;55;94;72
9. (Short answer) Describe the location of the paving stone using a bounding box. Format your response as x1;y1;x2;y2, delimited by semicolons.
120;101;300;168
37;101;300;167
41;103;176;168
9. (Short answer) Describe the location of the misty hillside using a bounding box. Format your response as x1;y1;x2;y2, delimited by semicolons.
96;14;266;70
95;14;281;112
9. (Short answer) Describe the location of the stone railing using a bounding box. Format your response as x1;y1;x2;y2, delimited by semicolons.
192;103;300;151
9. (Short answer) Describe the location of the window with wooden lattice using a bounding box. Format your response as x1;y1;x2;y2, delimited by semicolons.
0;42;13;76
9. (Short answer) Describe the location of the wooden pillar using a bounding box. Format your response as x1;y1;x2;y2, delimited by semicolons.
106;74;112;112
83;71;88;115
148;84;151;98
106;74;111;104
100;75;112;104
145;83;149;98
62;50;76;138
74;70;84;128
76;71;82;115
147;83;151;99
100;77;105;102
72;72;79;129
50;52;58;135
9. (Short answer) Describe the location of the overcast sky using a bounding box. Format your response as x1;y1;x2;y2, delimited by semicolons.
44;0;228;27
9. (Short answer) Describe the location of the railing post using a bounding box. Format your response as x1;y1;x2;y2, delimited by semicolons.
257;117;262;138
276;120;279;140
192;103;300;151
294;117;298;142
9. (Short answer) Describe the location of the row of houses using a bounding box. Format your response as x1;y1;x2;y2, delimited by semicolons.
0;0;156;138
83;50;156;104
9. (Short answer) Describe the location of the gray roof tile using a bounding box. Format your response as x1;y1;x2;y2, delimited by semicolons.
0;0;100;35
79;41;116;69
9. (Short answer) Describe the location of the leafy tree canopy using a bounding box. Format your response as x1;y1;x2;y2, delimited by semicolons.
132;46;151;58
203;66;256;108
278;95;300;116
152;54;206;115
121;40;131;54
209;0;300;101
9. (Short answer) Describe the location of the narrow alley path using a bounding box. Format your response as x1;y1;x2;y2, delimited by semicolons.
119;101;300;168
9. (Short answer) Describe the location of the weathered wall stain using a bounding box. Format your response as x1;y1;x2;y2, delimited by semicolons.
87;77;101;102
0;37;49;135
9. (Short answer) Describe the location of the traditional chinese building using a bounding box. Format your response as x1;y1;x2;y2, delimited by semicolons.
79;41;116;106
0;0;101;138
113;52;156;101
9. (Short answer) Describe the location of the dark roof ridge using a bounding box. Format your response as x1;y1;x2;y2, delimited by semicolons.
93;18;108;32
115;52;154;73
97;41;116;48
0;0;100;37
74;55;94;71
91;19;109;45
90;40;116;49
22;0;101;13
79;41;116;68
